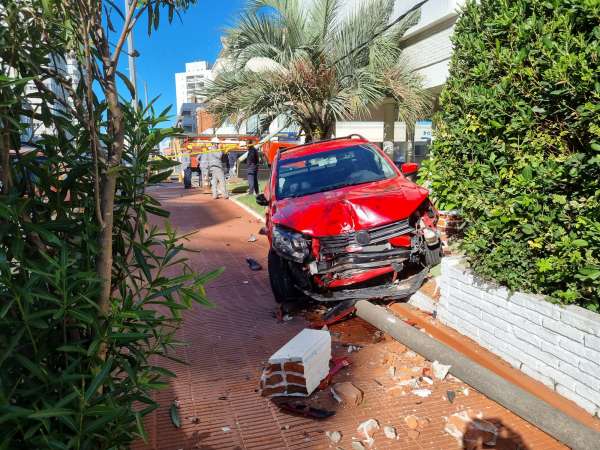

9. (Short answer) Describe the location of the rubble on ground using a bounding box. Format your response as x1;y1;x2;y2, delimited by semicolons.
331;381;363;406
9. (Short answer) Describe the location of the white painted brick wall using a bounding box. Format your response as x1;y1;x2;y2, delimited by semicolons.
437;257;600;417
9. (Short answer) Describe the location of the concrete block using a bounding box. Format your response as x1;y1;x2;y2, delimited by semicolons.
556;384;598;415
543;317;585;343
483;284;510;301
513;315;558;345
557;360;600;391
559;336;600;362
521;364;554;388
511;292;561;319
540;341;581;367
580;361;600;382
535;361;577;391
481;311;510;332
585;333;600;352
261;328;331;397
452;315;479;341
506;300;543;325
513;327;542;349
572;380;600;408
561;306;600;336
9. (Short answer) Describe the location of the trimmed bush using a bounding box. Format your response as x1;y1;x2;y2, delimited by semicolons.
423;0;600;310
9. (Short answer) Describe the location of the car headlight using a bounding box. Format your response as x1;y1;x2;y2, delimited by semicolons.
273;226;311;263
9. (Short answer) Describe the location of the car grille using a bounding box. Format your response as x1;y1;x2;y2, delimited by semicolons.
319;219;413;254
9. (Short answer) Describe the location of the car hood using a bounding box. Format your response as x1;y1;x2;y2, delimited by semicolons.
272;177;429;236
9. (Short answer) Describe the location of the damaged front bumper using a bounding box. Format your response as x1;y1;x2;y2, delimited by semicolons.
302;267;429;302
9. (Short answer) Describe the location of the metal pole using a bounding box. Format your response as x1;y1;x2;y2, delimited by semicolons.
124;0;138;107
144;80;149;108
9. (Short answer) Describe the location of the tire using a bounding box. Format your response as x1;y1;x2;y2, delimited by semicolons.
424;243;442;267
268;250;301;303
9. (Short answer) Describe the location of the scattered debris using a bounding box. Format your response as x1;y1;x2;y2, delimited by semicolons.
421;376;433;385
463;387;470;396
170;402;181;428
242;280;249;284
282;314;293;321
188;416;199;424
218;396;228;400
331;381;363;406
405;415;419;430
447;390;456;404
407;429;420;440
320;357;352;389
277;402;335;419
357;419;379;446
311;300;356;328
372;330;384;343
260;329;331;397
383;425;397;440
444;411;498;447
351;441;366;450
346;345;361;353
247;234;257;242
432;360;451;380
281;424;290;430
412;389;432;398
221;426;231;433
246;257;262;271
258;227;267;235
325;430;342;444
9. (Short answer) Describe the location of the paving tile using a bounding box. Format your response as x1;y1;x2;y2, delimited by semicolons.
133;185;567;450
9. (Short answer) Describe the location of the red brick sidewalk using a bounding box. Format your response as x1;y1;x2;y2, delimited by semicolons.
133;184;567;450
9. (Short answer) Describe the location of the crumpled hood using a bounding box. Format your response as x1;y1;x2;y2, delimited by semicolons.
272;177;429;236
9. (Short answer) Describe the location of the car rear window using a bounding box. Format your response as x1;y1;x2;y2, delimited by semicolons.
276;144;396;199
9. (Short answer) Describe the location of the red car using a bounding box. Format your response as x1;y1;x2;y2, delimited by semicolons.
256;135;441;303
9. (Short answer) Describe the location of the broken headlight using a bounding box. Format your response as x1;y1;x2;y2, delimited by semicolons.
272;226;311;263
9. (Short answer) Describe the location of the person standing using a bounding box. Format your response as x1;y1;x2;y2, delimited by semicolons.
207;144;228;199
198;149;209;191
246;145;260;195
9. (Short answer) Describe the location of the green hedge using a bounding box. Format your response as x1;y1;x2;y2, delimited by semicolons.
423;0;600;310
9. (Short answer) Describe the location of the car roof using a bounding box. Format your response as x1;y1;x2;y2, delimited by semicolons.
278;137;371;161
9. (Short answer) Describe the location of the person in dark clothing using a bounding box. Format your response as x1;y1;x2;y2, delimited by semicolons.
246;145;260;195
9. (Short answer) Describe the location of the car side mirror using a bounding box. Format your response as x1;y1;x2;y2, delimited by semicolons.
255;193;269;206
401;162;419;176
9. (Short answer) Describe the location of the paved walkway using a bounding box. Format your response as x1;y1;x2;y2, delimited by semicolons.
133;184;567;450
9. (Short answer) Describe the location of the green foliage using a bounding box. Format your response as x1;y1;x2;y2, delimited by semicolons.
423;0;600;309
0;1;216;448
0;100;221;449
205;0;430;140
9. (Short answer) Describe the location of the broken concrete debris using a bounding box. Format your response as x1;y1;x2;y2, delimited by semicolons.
331;381;363;407
260;329;331;397
357;418;379;446
247;234;257;242
432;360;451;380
412;388;432;398
405;415;419;430
383;425;397;439
444;410;499;447
351;441;366;450
325;430;342;444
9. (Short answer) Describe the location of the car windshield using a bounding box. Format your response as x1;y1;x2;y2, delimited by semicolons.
276;144;397;199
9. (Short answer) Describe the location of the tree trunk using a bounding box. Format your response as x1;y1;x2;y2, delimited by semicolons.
96;77;125;316
0;130;12;194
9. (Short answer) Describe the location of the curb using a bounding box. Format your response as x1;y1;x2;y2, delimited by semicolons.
229;195;266;223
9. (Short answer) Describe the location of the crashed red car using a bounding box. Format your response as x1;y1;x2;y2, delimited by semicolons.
256;135;441;303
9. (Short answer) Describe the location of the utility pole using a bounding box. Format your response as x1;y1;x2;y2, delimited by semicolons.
124;0;138;108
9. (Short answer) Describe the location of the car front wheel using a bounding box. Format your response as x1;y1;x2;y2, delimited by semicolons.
268;250;302;303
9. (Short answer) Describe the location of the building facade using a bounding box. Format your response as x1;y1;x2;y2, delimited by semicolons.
336;0;465;162
174;60;213;114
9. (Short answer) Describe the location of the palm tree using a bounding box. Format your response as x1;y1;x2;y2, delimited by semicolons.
205;0;430;142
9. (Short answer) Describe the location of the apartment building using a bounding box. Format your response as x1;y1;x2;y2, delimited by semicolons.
336;0;465;162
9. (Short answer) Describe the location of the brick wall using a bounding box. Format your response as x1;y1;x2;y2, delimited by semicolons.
437;256;600;417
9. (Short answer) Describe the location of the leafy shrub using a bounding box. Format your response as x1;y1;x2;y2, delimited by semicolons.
422;0;600;310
